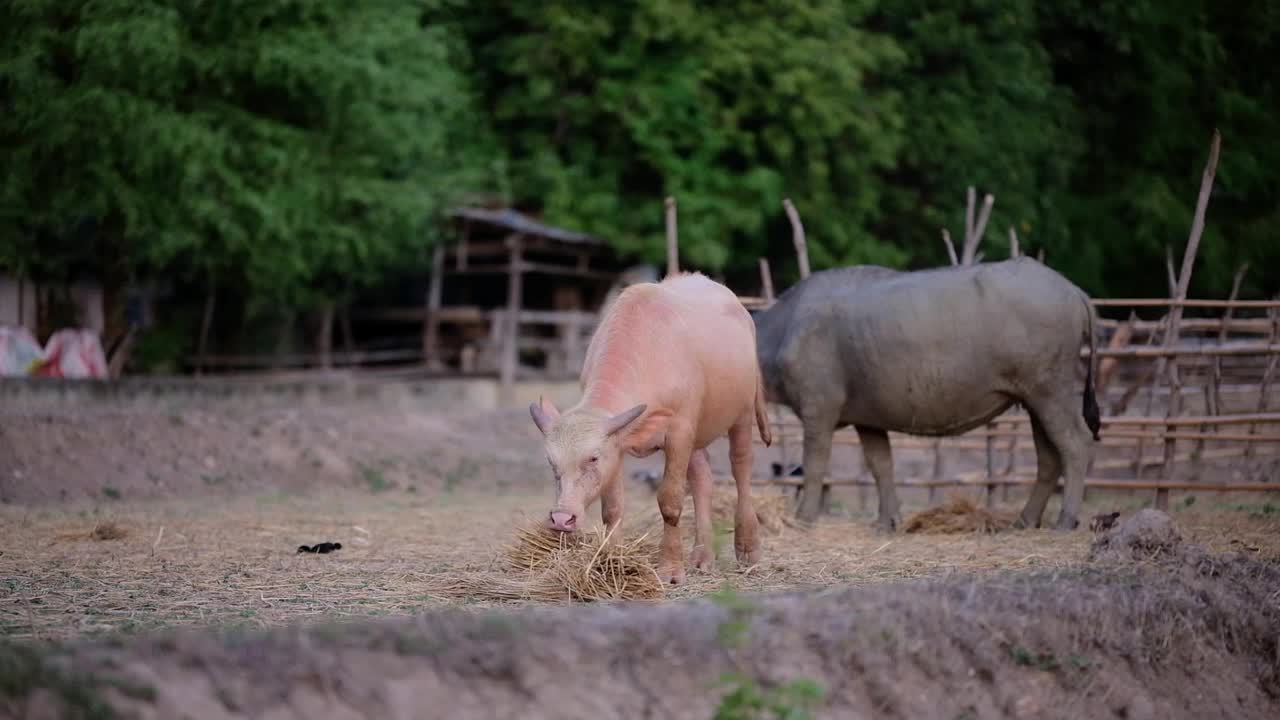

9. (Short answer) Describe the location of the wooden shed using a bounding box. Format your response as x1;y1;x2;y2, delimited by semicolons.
415;207;634;394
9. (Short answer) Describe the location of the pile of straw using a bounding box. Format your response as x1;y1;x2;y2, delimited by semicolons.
55;521;129;542
903;496;1017;535
486;523;664;602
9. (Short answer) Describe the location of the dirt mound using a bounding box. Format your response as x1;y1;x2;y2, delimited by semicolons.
903;495;1017;534
6;555;1278;720
1088;508;1184;562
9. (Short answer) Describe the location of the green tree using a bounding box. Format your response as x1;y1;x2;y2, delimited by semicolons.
872;0;1078;269
1039;0;1280;298
0;0;498;336
451;0;906;279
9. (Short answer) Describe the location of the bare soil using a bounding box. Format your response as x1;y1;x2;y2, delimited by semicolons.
2;393;1279;719
4;553;1278;720
0;403;547;505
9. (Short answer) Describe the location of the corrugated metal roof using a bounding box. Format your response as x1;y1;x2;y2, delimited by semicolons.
448;207;604;246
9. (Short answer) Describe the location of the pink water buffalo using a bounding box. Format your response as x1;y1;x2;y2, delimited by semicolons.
530;272;772;585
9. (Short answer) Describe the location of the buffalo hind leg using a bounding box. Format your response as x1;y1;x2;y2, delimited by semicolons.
1025;395;1090;530
1016;413;1061;529
796;413;838;525
856;426;901;532
687;449;715;571
729;414;761;566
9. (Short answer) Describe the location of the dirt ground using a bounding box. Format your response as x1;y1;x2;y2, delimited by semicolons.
5;552;1279;719
2;393;1279;718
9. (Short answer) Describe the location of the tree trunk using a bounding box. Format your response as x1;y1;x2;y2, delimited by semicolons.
316;302;335;370
273;313;294;371
196;288;216;377
340;306;354;352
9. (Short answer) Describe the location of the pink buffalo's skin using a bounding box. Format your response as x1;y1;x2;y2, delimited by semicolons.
530;272;772;585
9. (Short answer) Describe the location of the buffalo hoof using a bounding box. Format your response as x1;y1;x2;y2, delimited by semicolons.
794;503;822;526
657;562;687;586
1054;515;1080;531
734;538;762;567
689;544;714;572
790;513;818;532
874;515;900;534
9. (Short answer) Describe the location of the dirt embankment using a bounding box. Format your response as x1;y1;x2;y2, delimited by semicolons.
4;551;1278;720
0;404;546;505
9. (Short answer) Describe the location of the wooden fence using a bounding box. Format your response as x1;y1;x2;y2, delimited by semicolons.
753;296;1280;505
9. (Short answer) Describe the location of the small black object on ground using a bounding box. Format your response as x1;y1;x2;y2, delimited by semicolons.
297;542;343;554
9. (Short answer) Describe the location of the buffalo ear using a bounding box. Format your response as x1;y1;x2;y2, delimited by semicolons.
603;404;646;437
530;396;560;435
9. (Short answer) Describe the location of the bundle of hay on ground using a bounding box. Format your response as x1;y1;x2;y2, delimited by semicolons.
903;496;1016;534
495;523;664;602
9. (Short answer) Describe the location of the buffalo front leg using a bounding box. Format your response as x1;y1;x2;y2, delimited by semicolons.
601;472;624;536
729;415;761;566
856;425;901;532
1016;414;1061;529
656;426;694;585
796;417;836;525
687;449;715;571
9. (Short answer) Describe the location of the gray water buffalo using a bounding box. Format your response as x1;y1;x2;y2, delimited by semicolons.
755;257;1100;531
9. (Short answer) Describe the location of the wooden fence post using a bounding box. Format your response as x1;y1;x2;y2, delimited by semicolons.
1157;129;1221;510
423;244;444;368
783;199;810;279
759;258;775;302
499;235;525;403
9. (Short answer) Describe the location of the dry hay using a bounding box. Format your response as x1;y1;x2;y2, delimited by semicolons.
90;521;129;541
448;523;665;602
6;490;1280;640
55;520;130;542
903;495;1017;534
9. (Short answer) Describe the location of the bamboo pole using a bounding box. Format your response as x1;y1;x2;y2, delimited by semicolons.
665;197;679;276
942;230;958;266
783;198;810;278
965;195;995;265
964;186;976;251
1157;129;1221;510
1094;317;1274;333
1088;342;1280;359
1008;227;1020;258
768;426;1280;443
765;475;1280;493
1246;300;1280;460
1201;263;1248;458
1091;298;1280;309
758;258;775;302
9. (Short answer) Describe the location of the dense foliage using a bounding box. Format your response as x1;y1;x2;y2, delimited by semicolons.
1;0;497;325
2;0;1277;346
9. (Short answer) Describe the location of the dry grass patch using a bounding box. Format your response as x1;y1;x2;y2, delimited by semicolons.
4;490;1279;640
